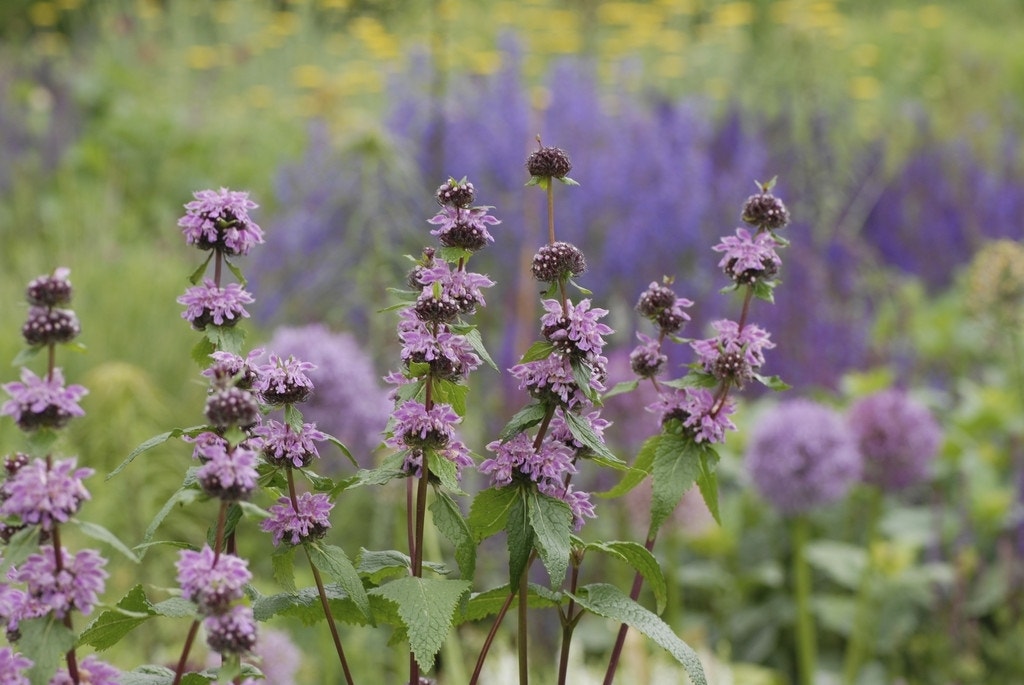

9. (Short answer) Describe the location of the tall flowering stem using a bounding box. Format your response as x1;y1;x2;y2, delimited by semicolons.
0;267;118;684
602;179;791;684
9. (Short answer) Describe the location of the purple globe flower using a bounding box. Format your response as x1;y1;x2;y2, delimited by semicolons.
177;280;254;330
242;628;302;685
252;420;327;469
204;604;257;654
255;354;316;405
202;348;265;390
25;268;72;308
0;457;93;530
260;492;334;547
539;298;613;359
49;655;119;685
1;367;87;431
848;390;942;492
176;546;252;614
746;399;863;515
0;647;31;685
262;324;391;466
196;444;259;500
629;332;667;379
12;546;107;619
179;187;264;256
691;319;775;378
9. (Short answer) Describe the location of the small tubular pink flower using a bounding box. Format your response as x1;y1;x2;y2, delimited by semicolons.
177;280;254;330
179;187;264;256
0;457;93;530
176;546;252;614
260;492;333;547
1;367;87;431
12;546;107;619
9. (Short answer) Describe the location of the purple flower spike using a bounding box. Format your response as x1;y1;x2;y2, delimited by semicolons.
746;399;863;515
260;492;334;547
540;298;613;359
0;647;32;685
417;260;495;315
179;188;264;256
691;319;775;387
196;444;259;500
252;420;327;468
481;433;576;490
176;546;252;614
203;348;265;390
12;546;107;619
848;390;942;492
1;367;87;431
204;604;257;654
0;457;93;531
50;655;120;685
398;310;481;381
256;354;316;405
177;280;254;331
510;353;606;409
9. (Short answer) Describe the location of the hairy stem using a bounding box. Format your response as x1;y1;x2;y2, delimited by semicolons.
307;551;356;685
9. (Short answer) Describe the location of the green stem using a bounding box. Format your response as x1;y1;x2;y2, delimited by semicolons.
307;550;356;685
842;488;883;685
518;564;530;685
602;533;657;685
556;559;582;685
793;515;817;685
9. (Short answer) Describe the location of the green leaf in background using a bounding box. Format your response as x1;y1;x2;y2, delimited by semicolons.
570;583;707;685
323;434;358;468
695;446;721;525
467;486;518;541
569;278;592;295
563;408;620;464
804;540;867;590
649;433;701;535
305;542;371;621
139;481;202;555
0;524;41;574
518;340;557;363
527;489;572;586
152;597;198;618
372;577;471;673
506;488;533;589
11;344;42;367
459;584;562;623
353;450;407;487
498;402;548;441
19;615;75;685
69;519;140;563
272;547;297;591
357;548;414;584
585;541;668;614
569;355;600;404
753;372;790;391
284;402;305;432
79;585;156;651
107;425;207;480
599;434;659;498
430;491;476;580
190;336;216;368
207;325;246;356
603;379;640;399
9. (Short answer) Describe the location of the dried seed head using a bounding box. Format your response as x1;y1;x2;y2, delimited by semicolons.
435;178;476;208
742;192;789;230
531;241;586;282
526;146;572;179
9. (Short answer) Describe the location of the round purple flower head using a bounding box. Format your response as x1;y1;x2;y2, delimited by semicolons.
713;227;782;286
647;387;737;445
0;647;31;685
260;492;333;546
176;546;252;614
848;390;942;492
203;348;265;391
540;298;612;360
398;309;481;382
0;457;93;531
205;604;257;654
387;401;460;451
746;399;863;515
25;268;72;308
196;444;259;500
252;420;327;469
12;546;107;619
179;187;264;256
50;655;120;685
256;354;315;405
427;204;500;253
1;367;87;431
177;280;254;330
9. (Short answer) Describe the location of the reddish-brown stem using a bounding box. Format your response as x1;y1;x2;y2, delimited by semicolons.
602;533;657;685
171;620;201;685
308;554;356;685
556;559;583;685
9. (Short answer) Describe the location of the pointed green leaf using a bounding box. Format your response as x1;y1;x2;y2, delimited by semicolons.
751;280;777;303
372;577;471;672
208;325;246;356
140;480;202;554
603;379;640;399
437;246;473;263
79;585;157;651
527;490;572;586
19;615;75;685
518;340;556;363
569;279;592;296
324;434;359;468
454;325;498;372
570;583;707;685
12;345;43;367
353;451;407;487
467;486;518;541
187;252;214;285
506;489;533;588
569;356;600;404
305;542;371;621
650;434;701;535
499;403;548;441
284;403;305;432
694;448;721;525
70;519;139;563
599;434;659;498
427;450;464;494
222;255;247;286
753;373;791;391
357;548;413;584
459;584;562;623
586;541;668;614
190;335;217;368
563;409;620;464
272;547;297;591
108;425;207;480
430;491;476;580
0;525;41;574
151;597;198;618
432;379;468;417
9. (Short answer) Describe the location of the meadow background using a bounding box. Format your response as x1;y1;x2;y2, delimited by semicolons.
2;0;1024;683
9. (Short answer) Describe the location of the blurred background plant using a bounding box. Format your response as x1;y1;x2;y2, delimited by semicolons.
2;0;1023;682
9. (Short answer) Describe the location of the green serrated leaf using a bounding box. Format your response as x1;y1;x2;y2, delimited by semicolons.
661;371;719;390
305;542;371;621
187;252;214;285
603;379;640;399
109;425;207;480
430;491;476;580
427;450;464;494
467;486;518;542
650;434;701;535
0;524;41;574
353;451;407;487
70;519;139;562
694;448;721;525
324;434;359;468
152;597;198;618
519;340;557;363
19;615;75;685
557;176;580;186
357;548;412;584
437;246;473;263
25;429;58;459
526;175;547;188
751;279;776;303
459;584;563;623
570;584;707;685
272;548;297;591
190;335;217;368
284;403;305;432
372;577;471;672
506;489;533;588
569;356;600;404
586;541;668;614
527;489;572;586
458;326;498;372
79;585;156;651
433;379;469;417
499;403;548;441
208;325;246;356
563;409;620;463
